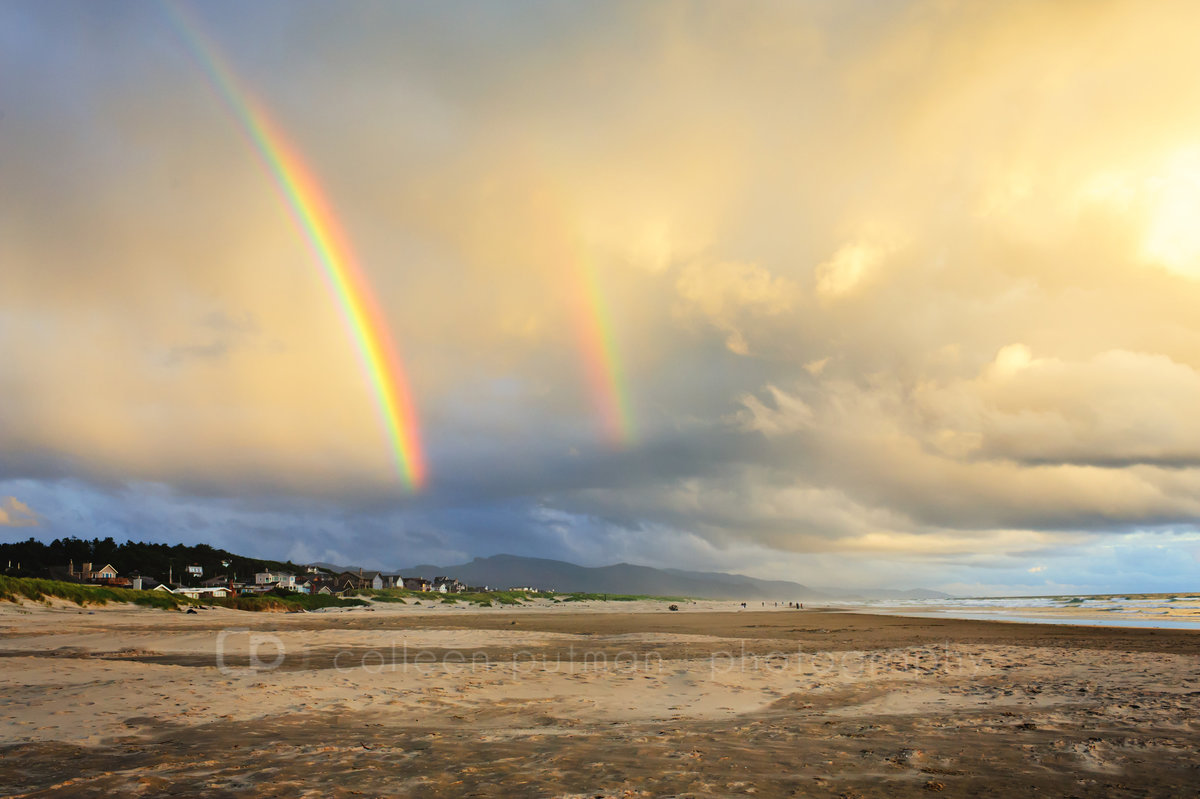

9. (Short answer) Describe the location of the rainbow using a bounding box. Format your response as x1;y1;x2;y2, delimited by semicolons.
567;237;635;445
165;4;426;489
529;173;635;445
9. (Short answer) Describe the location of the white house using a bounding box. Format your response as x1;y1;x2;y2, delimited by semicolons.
255;571;297;589
174;586;230;599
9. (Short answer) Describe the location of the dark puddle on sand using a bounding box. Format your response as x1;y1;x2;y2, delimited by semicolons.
0;641;823;671
3;701;1199;798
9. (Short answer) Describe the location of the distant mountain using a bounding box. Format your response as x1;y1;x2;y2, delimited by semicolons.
399;554;951;601
816;586;952;601
309;561;371;575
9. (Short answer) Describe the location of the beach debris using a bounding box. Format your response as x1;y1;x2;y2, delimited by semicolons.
668;604;679;611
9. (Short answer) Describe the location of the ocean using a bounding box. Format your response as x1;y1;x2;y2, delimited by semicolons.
837;593;1200;630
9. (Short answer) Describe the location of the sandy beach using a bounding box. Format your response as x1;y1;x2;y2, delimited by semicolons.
2;598;1199;797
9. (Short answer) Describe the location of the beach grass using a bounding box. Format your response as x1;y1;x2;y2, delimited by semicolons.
0;575;186;610
208;593;367;612
357;588;535;606
0;575;367;612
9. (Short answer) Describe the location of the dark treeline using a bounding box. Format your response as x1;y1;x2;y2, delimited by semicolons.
0;537;309;583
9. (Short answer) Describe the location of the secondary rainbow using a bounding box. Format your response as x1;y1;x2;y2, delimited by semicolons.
166;4;426;489
568;237;636;445
532;172;635;446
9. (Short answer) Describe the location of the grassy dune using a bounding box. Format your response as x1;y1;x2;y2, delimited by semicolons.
0;576;185;610
0;576;367;612
355;587;691;607
0;576;689;613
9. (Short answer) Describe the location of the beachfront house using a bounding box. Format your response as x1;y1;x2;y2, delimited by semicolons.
174;586;230;599
127;572;160;591
255;571;297;589
66;562;120;583
336;570;385;591
403;577;432;592
433;577;465;593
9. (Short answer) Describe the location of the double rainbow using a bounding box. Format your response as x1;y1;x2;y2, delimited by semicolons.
166;4;426;489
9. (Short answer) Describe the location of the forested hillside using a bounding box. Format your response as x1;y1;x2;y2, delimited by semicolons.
0;537;309;583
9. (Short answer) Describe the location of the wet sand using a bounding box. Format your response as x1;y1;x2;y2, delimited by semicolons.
2;600;1199;797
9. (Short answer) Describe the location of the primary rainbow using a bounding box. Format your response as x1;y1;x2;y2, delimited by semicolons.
166;4;426;489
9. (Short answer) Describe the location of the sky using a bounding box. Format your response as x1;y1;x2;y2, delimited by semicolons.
4;0;1200;595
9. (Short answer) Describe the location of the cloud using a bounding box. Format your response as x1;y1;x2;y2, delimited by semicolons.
917;347;1200;467
815;240;891;299
5;0;1200;591
0;497;39;527
675;261;801;354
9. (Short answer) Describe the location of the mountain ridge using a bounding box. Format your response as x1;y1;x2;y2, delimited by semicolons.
394;553;951;601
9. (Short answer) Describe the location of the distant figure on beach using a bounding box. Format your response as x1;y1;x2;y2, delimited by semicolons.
740;602;746;608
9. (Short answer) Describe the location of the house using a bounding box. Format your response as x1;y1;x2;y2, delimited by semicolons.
67;562;120;583
336;570;384;591
402;577;431;592
433;577;465;594
174;586;230;599
126;572;160;591
379;573;404;589
255;571;296;589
